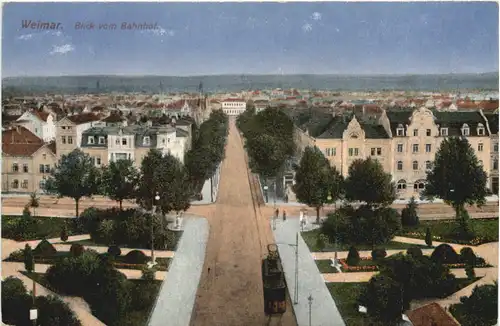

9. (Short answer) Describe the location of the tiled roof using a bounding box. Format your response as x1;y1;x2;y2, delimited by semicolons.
102;113;125;123
2;126;44;157
387;110;413;137
485;113;499;134
407;303;459;326
434;111;488;136
65;113;101;125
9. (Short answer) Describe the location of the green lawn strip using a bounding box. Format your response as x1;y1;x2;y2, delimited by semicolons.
21;272;162;326
398;218;499;245
327;278;481;326
302;229;432;252
6;252;170;271
315;260;338;273
1;215;84;241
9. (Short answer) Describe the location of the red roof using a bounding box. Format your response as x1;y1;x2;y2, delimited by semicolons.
223;98;245;102
2;126;45;157
66;113;101;125
407;303;459;326
32;110;50;122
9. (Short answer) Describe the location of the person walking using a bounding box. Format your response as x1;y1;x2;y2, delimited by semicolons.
282;210;287;221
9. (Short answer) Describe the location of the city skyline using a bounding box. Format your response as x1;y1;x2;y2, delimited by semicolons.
3;2;499;77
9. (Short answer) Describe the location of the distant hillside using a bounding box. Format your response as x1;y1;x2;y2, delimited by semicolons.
2;73;498;95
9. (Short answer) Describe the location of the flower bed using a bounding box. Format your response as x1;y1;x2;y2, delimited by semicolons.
444;263;491;269
339;257;379;272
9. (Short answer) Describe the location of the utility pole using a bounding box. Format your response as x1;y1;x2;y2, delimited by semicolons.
294;232;299;305
308;294;313;326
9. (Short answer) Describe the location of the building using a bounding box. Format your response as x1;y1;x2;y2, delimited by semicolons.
485;113;499;193
15;110;57;142
221;99;246;116
2;126;57;193
55;113;102;159
294;107;497;199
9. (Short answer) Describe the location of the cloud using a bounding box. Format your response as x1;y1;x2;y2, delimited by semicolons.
49;44;74;55
17;34;33;41
302;23;313;33
312;12;322;21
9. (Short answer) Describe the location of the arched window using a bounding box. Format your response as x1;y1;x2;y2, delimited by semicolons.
413;180;426;191
412;161;419;170
396;124;405;136
397;179;407;190
397;161;403;171
461;123;470;136
477;123;485;136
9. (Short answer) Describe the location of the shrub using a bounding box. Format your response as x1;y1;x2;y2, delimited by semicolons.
107;245;122;257
460;247;477;266
60;224;69;242
371;248;387;261
34;239;57;258
346;246;360;266
24;244;34;273
96;219;116;245
431;244;460;264
315;234;328;252
425;227;433;247
35;295;81;326
407;246;423;259
131;281;159;311
8;249;25;261
70;244;85;257
124;250;148;264
449;283;498;326
465;265;476;280
1;277;32;325
141;266;156;281
401;197;419;227
22;205;31;218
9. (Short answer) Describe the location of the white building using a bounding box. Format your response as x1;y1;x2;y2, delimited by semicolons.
16;110;56;142
221;99;246;116
107;128;136;162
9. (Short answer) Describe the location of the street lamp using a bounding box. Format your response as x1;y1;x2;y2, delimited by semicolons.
308;294;313;326
263;185;269;203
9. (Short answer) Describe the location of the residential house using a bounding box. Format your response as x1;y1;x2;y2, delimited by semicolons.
55;113;102;159
16;110;57;142
2;126;57;193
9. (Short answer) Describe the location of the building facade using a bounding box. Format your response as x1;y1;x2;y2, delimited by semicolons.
221;99;246;116
55;113;102;159
16;110;57;142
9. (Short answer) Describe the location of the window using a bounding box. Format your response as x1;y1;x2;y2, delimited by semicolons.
371;148;376;156
462;124;470;136
412;161;419;170
21;180;28;189
39;179;46;190
425;161;432;170
414;181;426;191
440;128;448;136
23;164;28;173
122;138;127;145
494;160;499;170
494;144;499;152
397;180;407;190
377;148;382;155
397;161;403;171
413;129;418;137
62;126;66;130
354;148;359;156
425;144;432;152
39;164;44;173
12;179;19;189
325;148;336;157
397;144;403;153
396;124;404;136
370;147;382;156
88;136;95;144
96;157;101;166
426;129;431;136
348;148;354;156
61;136;66;144
162;138;166;145
44;165;50;173
42;154;46;160
98;137;105;144
412;144;419;153
68;136;73;144
477;123;485;136
12;163;19;172
67;126;72;130
143;136;151;146
478;143;484;152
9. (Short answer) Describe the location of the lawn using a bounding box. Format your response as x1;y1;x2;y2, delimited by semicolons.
302;228;432;252
398;218;499;245
315;260;339;273
59;230;183;251
327;278;481;326
22;272;162;326
7;251;171;271
2;215;83;241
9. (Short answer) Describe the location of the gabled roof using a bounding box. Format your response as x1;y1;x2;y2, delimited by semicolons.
434;111;488;137
64;113;101;125
406;303;459;326
2;126;45;157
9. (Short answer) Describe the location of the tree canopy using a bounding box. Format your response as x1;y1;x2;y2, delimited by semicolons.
44;149;101;217
101;159;139;210
293;146;343;223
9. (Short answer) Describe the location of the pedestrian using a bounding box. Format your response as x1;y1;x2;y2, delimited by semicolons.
283;210;287;221
275;208;279;217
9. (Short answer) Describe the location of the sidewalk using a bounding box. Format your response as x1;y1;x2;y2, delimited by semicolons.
272;217;345;326
148;217;209;326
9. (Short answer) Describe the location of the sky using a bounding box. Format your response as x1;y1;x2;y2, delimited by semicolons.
2;2;499;77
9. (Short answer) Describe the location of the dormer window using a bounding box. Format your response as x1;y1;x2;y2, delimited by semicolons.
440;128;448;137
396;124;405;136
477;123;485;136
461;124;470;136
143;136;150;145
98;136;105;144
88;136;95;144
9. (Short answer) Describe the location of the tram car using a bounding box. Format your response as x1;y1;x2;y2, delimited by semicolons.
262;244;287;315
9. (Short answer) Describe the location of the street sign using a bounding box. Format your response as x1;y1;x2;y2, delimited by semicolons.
30;309;38;320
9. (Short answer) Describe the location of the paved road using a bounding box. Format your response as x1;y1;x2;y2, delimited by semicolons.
273;217;345;326
189;119;296;326
149;217;209;326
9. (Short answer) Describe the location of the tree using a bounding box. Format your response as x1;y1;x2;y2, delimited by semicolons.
344;158;396;208
23;244;34;273
101;159;139;210
35;295;81;326
449;283;498;326
44;149;101;217
28;192;40;218
425;227;433;247
346;246;360;266
22;205;31;218
247;133;289;181
358;275;404;324
401;197;419;226
424;137;487;234
293;146;344;223
60;224;69;242
1;277;31;325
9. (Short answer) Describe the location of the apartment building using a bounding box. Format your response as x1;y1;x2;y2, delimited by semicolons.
16;110;57;142
221;98;246;116
296;107;498;199
55;113;102;159
2;126;57;193
485;113;499;192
